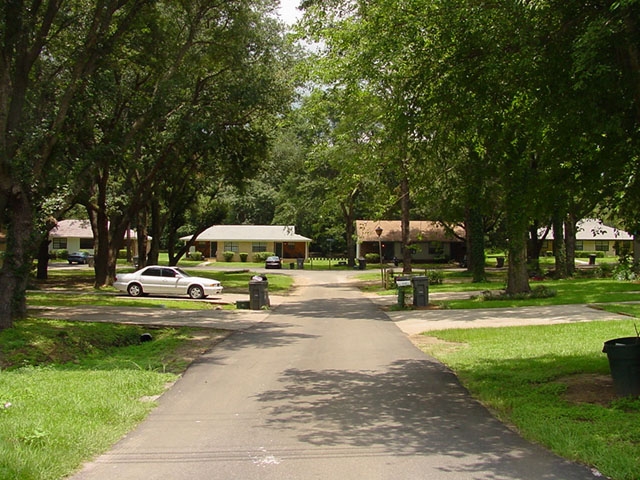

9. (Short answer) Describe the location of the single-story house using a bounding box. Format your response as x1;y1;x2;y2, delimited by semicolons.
48;219;144;256
539;218;635;256
182;225;312;262
356;220;466;262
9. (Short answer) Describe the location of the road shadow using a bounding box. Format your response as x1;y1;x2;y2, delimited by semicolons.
254;358;595;479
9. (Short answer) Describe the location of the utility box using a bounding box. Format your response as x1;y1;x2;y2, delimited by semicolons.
249;278;270;310
395;276;411;308
412;276;429;307
297;258;305;269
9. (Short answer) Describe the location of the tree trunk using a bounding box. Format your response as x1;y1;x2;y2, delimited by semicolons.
466;207;486;282
400;175;412;273
36;237;50;280
506;228;531;294
89;201;110;287
553;213;567;278
564;214;577;276
340;189;357;268
504;173;531;294
148;199;161;265
0;190;34;329
136;209;149;269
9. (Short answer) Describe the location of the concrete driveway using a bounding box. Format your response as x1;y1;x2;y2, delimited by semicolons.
68;270;602;480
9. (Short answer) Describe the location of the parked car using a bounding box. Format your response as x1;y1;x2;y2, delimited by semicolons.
67;251;94;264
113;266;223;299
265;256;282;269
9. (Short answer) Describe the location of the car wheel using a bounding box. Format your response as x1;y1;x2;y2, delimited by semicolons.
127;283;143;297
188;285;205;299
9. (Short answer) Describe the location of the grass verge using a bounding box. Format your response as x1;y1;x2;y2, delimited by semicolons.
415;318;640;480
436;279;640;309
0;319;228;480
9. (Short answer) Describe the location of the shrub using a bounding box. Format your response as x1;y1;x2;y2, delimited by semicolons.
239;253;248;262
365;253;380;263
223;251;235;262
426;269;444;285
49;250;61;260
189;251;203;261
253;252;275;262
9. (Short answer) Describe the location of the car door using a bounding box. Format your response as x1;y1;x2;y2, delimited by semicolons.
161;268;182;295
139;267;164;294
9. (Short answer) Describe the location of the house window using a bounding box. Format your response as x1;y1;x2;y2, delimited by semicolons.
595;241;609;252
428;241;443;255
79;238;93;250
252;242;267;253
575;241;584;251
52;238;67;250
223;242;239;253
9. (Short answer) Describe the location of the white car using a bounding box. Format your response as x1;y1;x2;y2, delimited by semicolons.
114;266;223;299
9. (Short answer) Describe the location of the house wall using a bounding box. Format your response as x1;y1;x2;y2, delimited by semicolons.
359;241;462;262
48;237;144;258
196;241;308;262
541;239;634;256
393;242;453;261
49;237;83;253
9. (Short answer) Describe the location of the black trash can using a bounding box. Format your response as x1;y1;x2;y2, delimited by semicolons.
603;337;640;397
358;258;366;270
412;276;429;307
249;278;270;310
589;254;597;265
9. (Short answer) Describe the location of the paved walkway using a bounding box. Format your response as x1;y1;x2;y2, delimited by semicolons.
369;291;631;335
64;271;607;479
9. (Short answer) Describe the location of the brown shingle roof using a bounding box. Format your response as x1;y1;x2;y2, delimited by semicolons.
356;220;464;243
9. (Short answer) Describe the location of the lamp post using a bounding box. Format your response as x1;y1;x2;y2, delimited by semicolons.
375;225;383;288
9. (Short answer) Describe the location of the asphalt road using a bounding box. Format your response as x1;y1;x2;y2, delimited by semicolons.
70;271;600;480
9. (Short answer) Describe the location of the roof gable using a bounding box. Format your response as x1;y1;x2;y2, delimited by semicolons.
184;225;312;242
49;219;142;239
49;219;93;238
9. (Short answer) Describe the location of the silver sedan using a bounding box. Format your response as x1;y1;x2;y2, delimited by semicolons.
114;266;223;299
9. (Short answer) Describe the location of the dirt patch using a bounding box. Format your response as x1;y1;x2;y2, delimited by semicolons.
380;303;444;312
409;334;465;356
556;373;617;406
169;330;232;369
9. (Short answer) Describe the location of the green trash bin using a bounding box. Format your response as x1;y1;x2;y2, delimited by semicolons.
603;337;640;397
411;276;429;307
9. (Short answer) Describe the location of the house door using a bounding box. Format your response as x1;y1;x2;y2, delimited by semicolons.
275;243;283;257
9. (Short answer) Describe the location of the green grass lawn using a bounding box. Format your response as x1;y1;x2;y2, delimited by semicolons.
417;318;640;480
0;319;228;480
30;269;294;309
437;278;640;309
17;265;640;479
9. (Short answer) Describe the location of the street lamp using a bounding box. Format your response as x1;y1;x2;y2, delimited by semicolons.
375;225;383;288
